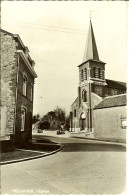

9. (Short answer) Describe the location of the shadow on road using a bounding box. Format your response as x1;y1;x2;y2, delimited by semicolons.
61;143;126;152
32;135;126;152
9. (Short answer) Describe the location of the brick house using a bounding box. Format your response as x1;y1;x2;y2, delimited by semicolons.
70;20;126;142
1;29;37;149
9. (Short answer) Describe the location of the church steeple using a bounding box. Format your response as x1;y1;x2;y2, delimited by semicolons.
83;20;99;62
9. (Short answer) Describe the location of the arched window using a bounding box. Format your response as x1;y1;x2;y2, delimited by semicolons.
82;90;87;102
81;69;83;81
84;68;87;80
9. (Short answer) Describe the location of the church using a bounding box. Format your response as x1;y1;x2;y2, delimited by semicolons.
70;20;126;143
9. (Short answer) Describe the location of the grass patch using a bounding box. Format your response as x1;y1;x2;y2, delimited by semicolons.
1;149;43;163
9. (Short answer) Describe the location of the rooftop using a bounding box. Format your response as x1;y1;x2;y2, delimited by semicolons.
106;79;126;90
94;94;127;109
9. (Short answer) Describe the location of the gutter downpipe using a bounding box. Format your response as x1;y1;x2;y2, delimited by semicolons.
13;52;20;147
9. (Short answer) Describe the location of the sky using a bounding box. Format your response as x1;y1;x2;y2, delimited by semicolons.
1;1;127;116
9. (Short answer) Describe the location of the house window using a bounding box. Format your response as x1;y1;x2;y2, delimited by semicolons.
121;118;127;129
30;85;33;101
81;69;84;81
74;109;76;117
21;108;26;131
23;75;27;96
82;90;87;102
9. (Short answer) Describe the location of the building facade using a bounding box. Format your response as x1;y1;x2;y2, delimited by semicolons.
1;29;37;149
70;20;126;142
93;94;126;143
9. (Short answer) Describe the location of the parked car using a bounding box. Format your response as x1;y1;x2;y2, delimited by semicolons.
37;129;43;133
57;130;65;135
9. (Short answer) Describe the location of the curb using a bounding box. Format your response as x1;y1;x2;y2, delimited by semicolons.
70;136;126;146
1;144;63;166
33;134;126;146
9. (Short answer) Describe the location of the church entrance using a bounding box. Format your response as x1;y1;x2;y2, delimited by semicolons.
80;112;86;131
80;119;86;130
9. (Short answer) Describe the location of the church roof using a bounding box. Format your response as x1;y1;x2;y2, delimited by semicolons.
106;79;126;90
94;94;127;110
71;97;78;106
83;20;100;62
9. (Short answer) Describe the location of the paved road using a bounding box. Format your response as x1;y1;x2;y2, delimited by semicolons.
1;136;126;195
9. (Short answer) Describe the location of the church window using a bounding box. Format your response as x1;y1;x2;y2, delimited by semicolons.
102;70;105;80
111;89;117;96
84;68;87;80
93;67;95;78
114;90;117;95
82;90;87;102
99;88;103;95
98;68;101;79
74;109;76;117
95;87;100;95
81;69;83;81
95;68;99;78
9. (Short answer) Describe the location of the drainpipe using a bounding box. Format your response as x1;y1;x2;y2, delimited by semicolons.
13;52;20;146
70;111;73;132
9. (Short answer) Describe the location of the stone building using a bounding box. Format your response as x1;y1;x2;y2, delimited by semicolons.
70;20;126;142
1;29;37;149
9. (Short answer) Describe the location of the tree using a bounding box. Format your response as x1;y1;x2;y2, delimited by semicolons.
40;106;69;130
32;113;40;124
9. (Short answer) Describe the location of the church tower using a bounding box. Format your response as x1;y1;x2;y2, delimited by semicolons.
78;20;106;131
70;19;126;134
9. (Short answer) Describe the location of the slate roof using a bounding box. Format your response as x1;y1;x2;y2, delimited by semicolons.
106;79;126;90
94;94;127;109
83;20;101;63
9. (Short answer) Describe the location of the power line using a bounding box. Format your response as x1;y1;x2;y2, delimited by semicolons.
12;20;87;33
3;22;87;35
